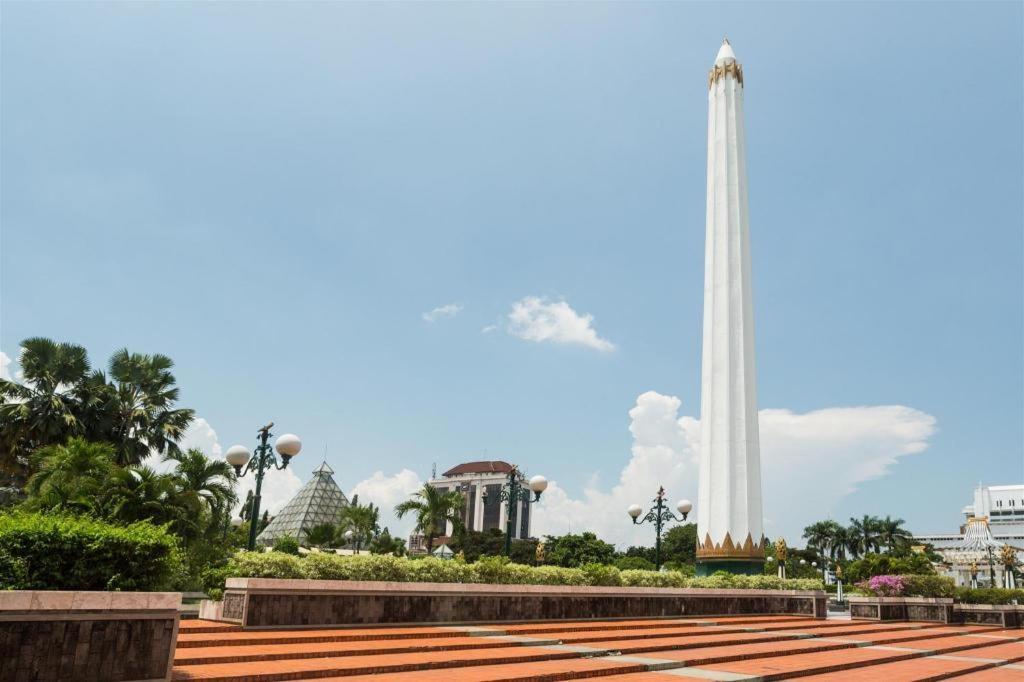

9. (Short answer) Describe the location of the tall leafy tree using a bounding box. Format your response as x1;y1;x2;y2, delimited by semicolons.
340;496;381;551
847;515;882;558
542;532;617;567
394;485;464;554
99;465;191;533
105;350;194;466
305;523;338;549
803;520;846;560
877;515;913;554
164;448;236;522
0;339;92;475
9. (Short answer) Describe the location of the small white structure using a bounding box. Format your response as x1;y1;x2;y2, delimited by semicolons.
695;39;765;574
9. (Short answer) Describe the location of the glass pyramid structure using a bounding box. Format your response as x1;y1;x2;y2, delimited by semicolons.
257;461;350;545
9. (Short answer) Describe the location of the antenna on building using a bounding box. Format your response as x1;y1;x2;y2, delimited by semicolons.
432;462;437;479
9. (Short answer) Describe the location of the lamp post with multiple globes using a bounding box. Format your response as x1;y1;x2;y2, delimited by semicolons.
225;423;302;551
626;487;692;571
481;466;548;556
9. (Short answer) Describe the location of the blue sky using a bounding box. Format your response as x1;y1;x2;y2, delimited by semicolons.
2;2;1021;545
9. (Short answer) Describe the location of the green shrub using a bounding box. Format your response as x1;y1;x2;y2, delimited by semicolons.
614;556;656;571
230;551;304;579
472;556;534;584
0;512;180;591
843;553;934;582
901;574;956;598
581;563;622;587
529;565;589;586
272;536;300;555
620;569;686;588
406;557;477;584
218;551;826;592
954;587;1024;605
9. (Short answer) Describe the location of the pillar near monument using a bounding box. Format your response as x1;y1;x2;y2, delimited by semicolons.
695;39;767;576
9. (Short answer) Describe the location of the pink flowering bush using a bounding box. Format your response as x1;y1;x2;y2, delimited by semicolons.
859;574;905;597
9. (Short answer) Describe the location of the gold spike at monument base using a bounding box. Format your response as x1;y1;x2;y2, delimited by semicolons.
696;532;768;561
708;62;743;90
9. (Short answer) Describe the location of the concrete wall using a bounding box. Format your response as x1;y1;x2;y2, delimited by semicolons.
0;591;181;682
219;578;826;629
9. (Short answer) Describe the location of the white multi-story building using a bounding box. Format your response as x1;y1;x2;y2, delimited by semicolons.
914;483;1024;551
408;460;535;552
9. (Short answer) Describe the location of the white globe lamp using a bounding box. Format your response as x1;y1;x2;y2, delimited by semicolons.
275;433;302;460
677;499;693;518
627;504;643;520
225;445;251;473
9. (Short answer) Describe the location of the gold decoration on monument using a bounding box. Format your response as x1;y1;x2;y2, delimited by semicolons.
1001;544;1017;567
774;538;788;562
696;532;767;560
708;62;744;90
535;540;546;564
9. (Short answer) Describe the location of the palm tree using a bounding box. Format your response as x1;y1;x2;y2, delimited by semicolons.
340;496;381;551
164;448;236;521
877;515;913;554
23;438;115;513
847;515;882;557
0;339;92;475
305;523;338;549
395;485;465;554
99;465;191;533
105;350;194;466
803;520;846;560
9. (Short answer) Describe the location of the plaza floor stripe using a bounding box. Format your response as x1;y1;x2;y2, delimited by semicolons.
953;665;1024;680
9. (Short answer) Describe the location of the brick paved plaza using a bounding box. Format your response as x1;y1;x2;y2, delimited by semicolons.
172;615;1024;681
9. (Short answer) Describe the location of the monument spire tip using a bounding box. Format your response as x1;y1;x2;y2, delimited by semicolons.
715;39;737;66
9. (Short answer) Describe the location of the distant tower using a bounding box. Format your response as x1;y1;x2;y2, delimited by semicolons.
696;40;766;575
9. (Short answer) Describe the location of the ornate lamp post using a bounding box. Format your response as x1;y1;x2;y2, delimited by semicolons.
835;564;845;603
626;487;692;571
481;466;547;556
225;422;302;551
1000;545;1017;589
775;539;788;579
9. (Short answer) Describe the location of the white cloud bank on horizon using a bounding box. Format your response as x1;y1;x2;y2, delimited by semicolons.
506;296;615;351
422;303;463;322
531;392;937;546
152;393;936;544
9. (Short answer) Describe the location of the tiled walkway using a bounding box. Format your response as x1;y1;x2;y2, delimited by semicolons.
172;616;1024;681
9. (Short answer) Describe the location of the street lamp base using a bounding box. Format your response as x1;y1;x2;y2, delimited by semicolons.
696;558;765;576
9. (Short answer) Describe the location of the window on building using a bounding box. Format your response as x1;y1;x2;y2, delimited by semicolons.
483;484;501;530
464;485;476;530
519;498;530;539
996;500;1003;508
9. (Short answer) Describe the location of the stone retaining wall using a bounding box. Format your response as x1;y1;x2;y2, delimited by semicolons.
0;591;180;682
216;578;827;629
849;596;955;623
954;603;1024;628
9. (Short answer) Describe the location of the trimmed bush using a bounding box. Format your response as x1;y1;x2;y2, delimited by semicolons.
221;551;825;591
902;574;955;598
581;563;622;587
955;587;1024;604
272;536;300;555
0;512;180;591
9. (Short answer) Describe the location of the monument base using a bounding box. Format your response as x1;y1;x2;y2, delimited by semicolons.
696;559;765;576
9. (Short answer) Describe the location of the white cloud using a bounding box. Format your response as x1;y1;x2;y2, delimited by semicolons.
350;469;424;538
422;303;463;322
235;465;305;517
532;392;936;546
506;296;615;351
0;352;13;381
481;324;499;334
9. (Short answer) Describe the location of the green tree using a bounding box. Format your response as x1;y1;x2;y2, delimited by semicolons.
394;485;464;554
847;515;882;558
305;523;338;548
23;438;115;513
661;523;698;564
99;465;191;532
104;350;195;466
368;528;406;556
615;556;656;571
0;339;93;476
803;520;848;560
877;516;913;554
165;448;235;523
542;532;616;567
340;495;381;551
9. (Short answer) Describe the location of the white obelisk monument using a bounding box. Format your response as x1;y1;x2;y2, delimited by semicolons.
695;39;766;575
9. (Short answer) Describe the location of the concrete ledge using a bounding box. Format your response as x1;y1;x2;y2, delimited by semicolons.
217;578;827;628
850;596;955;624
954;603;1024;628
0;591;181;681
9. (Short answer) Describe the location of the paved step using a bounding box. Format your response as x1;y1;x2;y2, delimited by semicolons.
955;664;1024;680
179;620;244;634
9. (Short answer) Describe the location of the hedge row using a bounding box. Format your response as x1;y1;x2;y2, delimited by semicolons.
0;512;181;591
224;552;825;591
